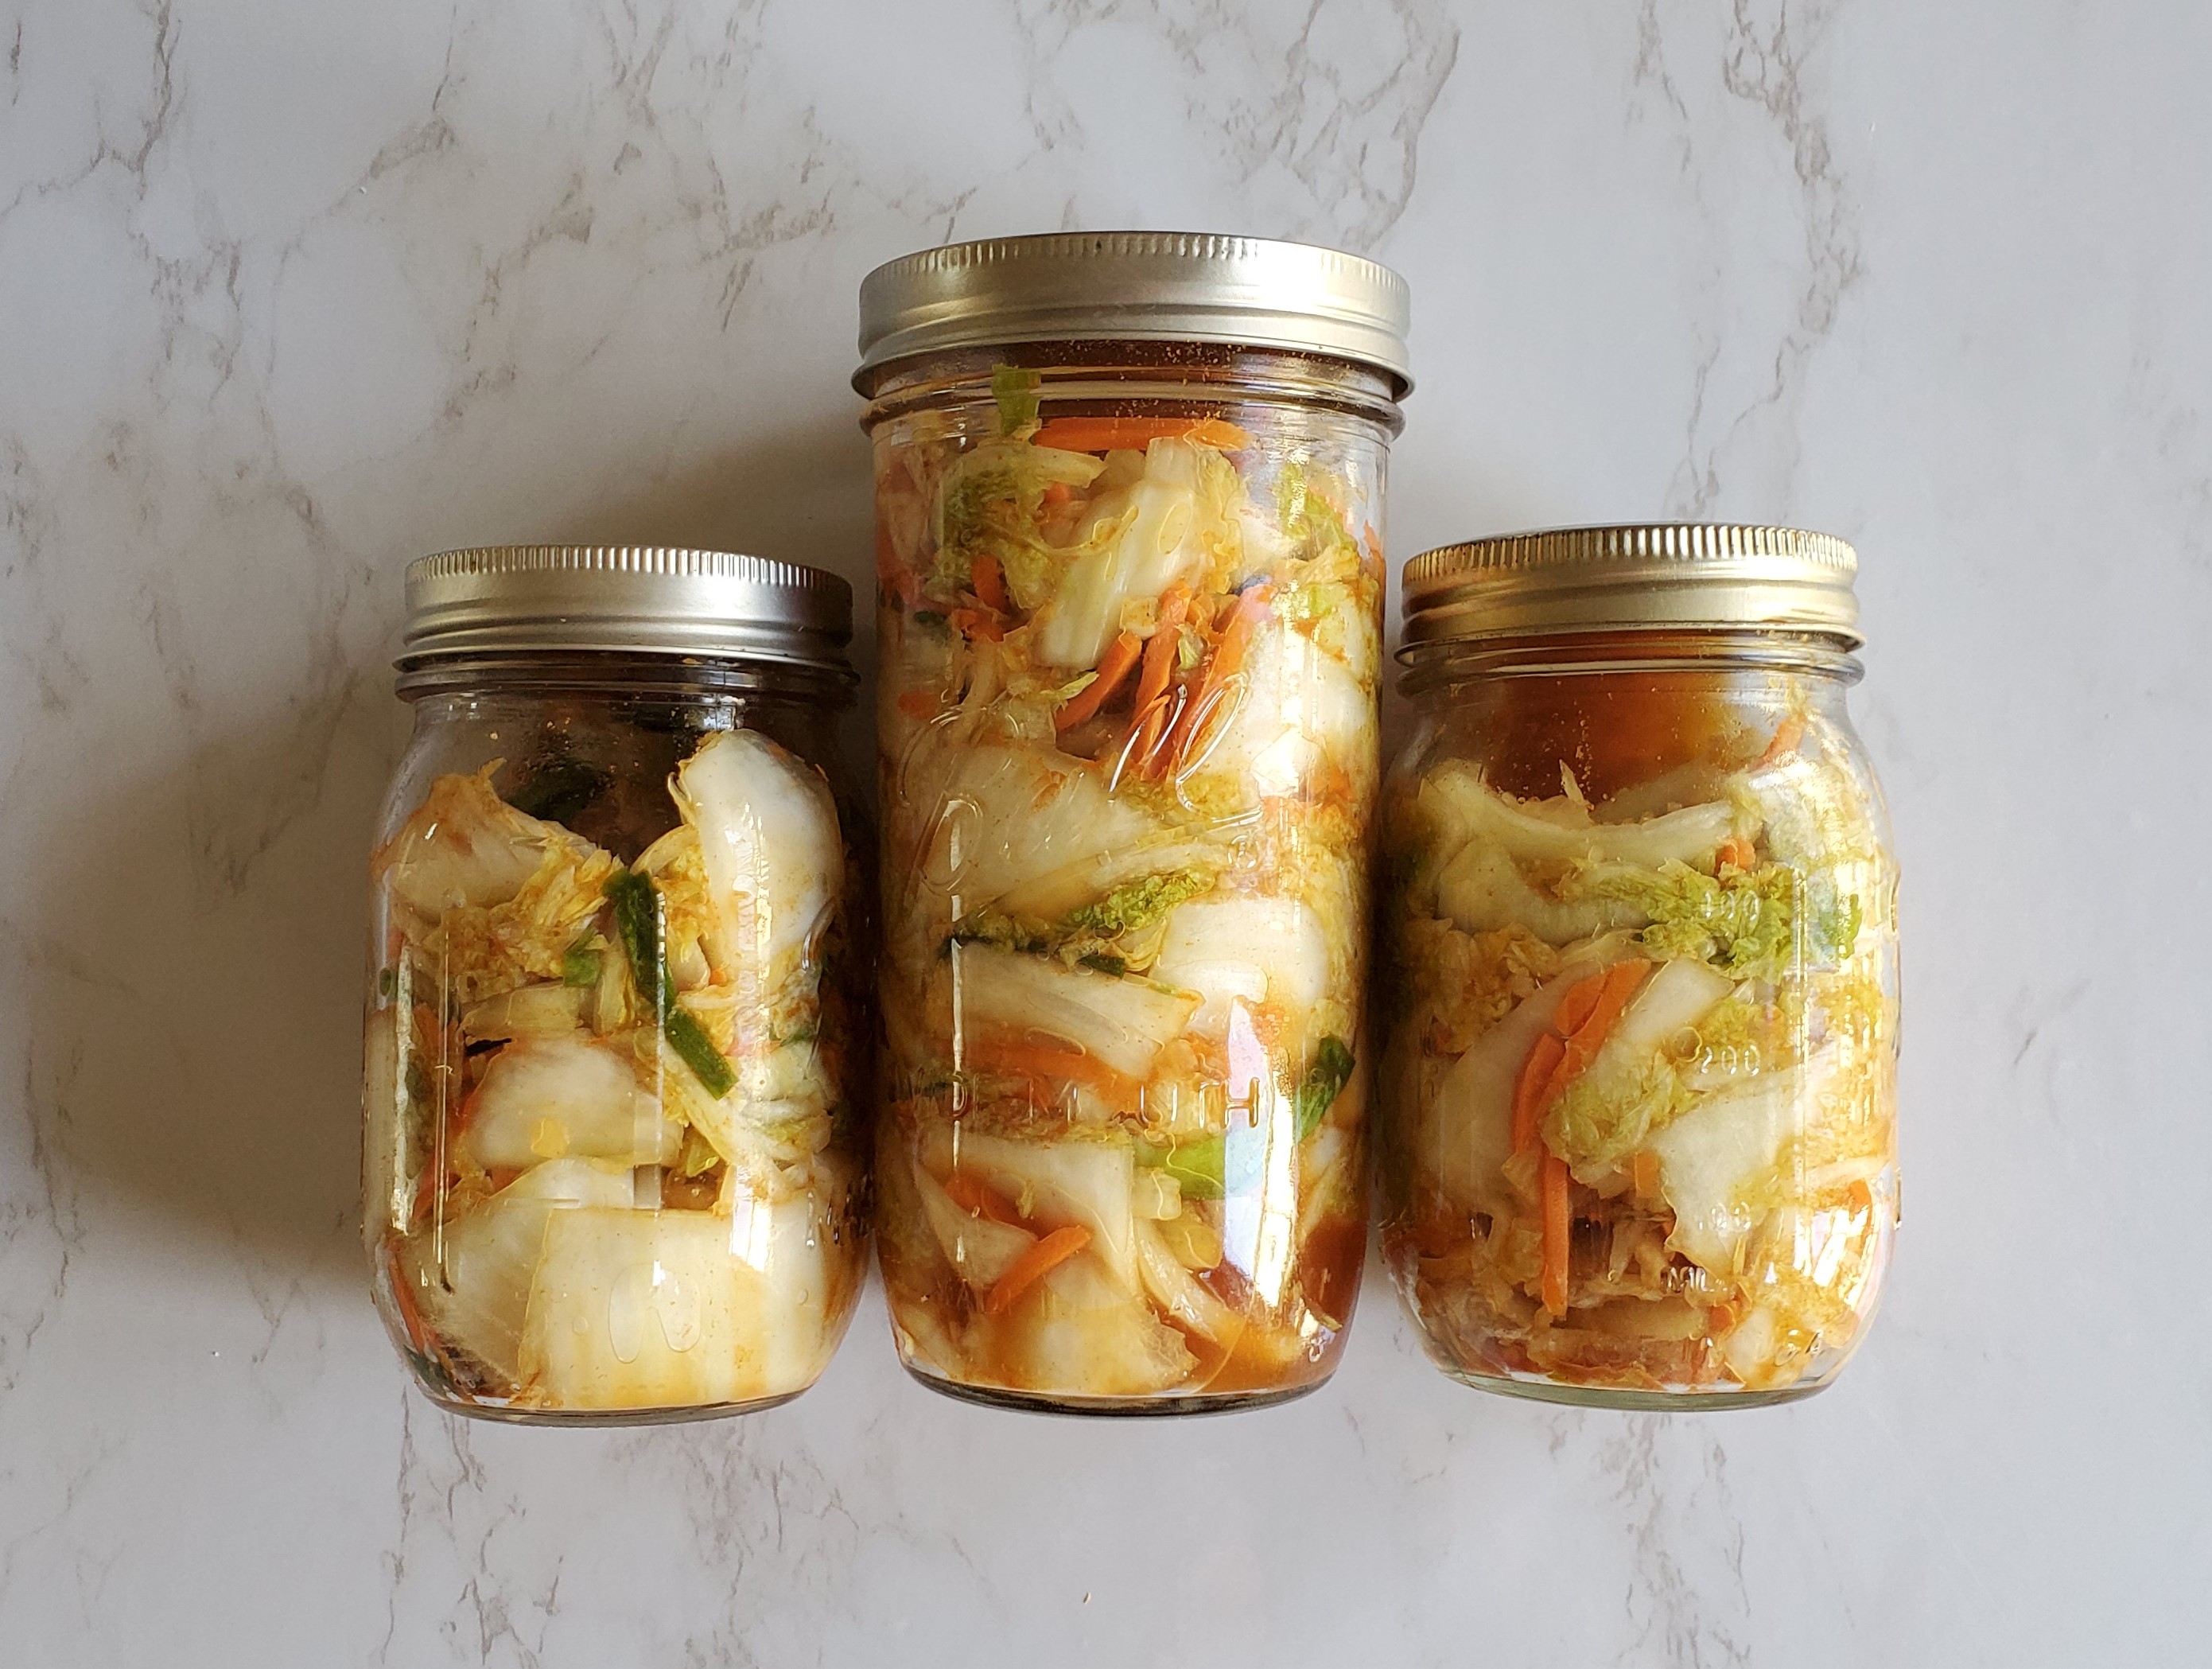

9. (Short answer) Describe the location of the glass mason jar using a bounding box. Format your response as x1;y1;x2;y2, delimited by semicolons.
1378;526;1900;1408
855;233;1409;1413
363;547;871;1424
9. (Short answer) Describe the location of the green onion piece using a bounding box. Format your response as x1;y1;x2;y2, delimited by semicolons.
1293;1036;1355;1143
992;363;1041;435
1136;1134;1225;1200
666;1007;737;1099
601;870;736;1099
561;943;603;988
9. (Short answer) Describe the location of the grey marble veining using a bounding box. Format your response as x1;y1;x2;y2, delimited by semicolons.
2;2;2205;1662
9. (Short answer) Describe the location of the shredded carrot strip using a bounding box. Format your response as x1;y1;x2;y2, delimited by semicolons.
1032;416;1251;453
1631;1150;1662;1199
961;1034;1139;1098
1554;963;1647;1083
1121;700;1172;783
949;607;1003;643
1129;586;1191;724
896;688;939;721
1055;631;1142;730
1512;1030;1567;1154
1164;585;1272;772
1755;714;1806;768
943;1169;1024;1227
985;1224;1092;1317
1716;834;1756;871
1540;1155;1572;1317
1514;961;1655;1317
1041;480;1074;508
971;553;1009;614
1553;973;1605;1040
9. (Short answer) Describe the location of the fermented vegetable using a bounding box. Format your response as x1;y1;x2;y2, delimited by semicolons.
1380;704;1899;1399
873;376;1385;1406
367;726;865;1415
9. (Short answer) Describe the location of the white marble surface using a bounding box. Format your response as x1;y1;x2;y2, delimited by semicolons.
2;2;2205;1662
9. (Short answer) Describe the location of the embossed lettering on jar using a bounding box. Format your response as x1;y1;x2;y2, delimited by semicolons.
1378;526;1900;1409
857;232;1410;1412
363;547;871;1424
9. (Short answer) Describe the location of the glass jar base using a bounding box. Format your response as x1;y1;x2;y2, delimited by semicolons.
410;1383;810;1428
1437;1364;1834;1413
903;1363;1329;1419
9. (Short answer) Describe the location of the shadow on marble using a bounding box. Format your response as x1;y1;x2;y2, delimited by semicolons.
17;702;388;1285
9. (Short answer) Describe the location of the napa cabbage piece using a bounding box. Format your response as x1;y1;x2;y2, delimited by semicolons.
632;823;723;990
673;727;844;971
1184;617;1370;803
517;1200;836;1410
954;943;1198;1082
989;838;1223;925
958;863;1219;971
990;1251;1195;1396
1273;459;1363;565
1737;733;1884;870
1577;859;1862;982
912;1156;1036;1291
900;738;1160;910
1066;868;1215;939
462;982;591;1044
1540;958;1736;1178
1423;943;1645;1220
461;1037;683;1170
375;765;611;916
1151;894;1330;1036
1436;837;1649;944
413;1158;637;1383
1399;916;1562;1056
1276;572;1374;683
919;1125;1138;1289
1721;1192;1882;1389
655;1034;832;1193
377;769;621;1002
932;438;1107;609
1033;438;1241;668
1646;1048;1841;1274
1421;763;1737;873
1133;1218;1241;1344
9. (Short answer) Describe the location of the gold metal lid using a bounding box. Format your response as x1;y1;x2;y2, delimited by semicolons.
854;231;1412;394
1400;523;1862;653
398;547;853;675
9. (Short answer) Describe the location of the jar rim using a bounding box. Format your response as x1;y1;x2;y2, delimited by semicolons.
391;647;857;701
1401;523;1862;652
397;546;854;676
853;231;1412;396
1397;625;1864;691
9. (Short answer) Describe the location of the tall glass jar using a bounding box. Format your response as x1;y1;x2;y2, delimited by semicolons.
855;234;1409;1413
363;547;871;1424
1378;526;1900;1408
